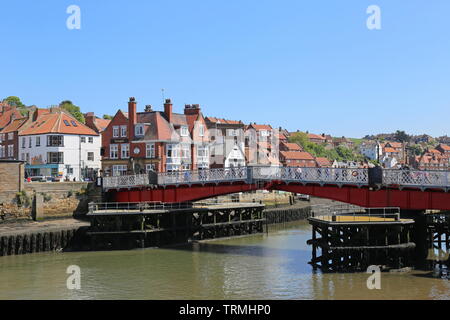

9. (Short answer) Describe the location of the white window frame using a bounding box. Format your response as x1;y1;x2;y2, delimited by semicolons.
121;144;130;159
135;124;144;136
36;136;40;147
180;126;189;137
112;165;128;176
121;125;127;138
113;126;119;138
110;144;118;159
87;152;94;162
199;124;204;137
146;143;155;158
8;145;13;157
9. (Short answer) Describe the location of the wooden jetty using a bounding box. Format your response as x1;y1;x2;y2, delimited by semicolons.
87;201;266;250
307;205;415;272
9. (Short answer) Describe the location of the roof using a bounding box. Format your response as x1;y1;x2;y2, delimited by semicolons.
95;118;111;132
438;144;450;151
206;117;243;125
0;118;28;133
281;142;302;151
307;133;326;141
280;151;315;160
384;147;398;153
0;107;22;129
248;123;272;131
315;157;331;166
386;141;402;148
20;111;98;136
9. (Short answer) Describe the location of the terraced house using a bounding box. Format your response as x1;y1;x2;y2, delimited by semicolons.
101;98;210;176
18;108;101;181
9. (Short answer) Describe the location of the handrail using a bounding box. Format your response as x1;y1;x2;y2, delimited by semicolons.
101;166;450;190
310;204;401;222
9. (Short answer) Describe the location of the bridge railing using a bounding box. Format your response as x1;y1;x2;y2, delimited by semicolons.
157;166;248;186
382;169;450;189
102;174;150;189
252;166;369;185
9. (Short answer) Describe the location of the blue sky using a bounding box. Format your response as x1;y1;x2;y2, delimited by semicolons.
1;0;449;138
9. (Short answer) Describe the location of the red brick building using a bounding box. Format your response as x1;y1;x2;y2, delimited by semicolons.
101;98;210;176
279;151;316;167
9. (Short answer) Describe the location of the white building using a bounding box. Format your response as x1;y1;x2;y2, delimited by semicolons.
19;110;101;181
359;141;382;161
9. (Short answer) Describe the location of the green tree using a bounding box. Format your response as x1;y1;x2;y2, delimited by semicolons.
3;96;25;108
394;130;410;143
103;114;113;120
59;100;85;123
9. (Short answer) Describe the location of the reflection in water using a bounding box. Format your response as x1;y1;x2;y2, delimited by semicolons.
0;221;449;300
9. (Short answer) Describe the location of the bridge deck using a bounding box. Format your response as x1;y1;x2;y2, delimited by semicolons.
309;215;414;225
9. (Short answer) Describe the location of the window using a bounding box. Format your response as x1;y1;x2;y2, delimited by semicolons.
121;144;130;159
180;126;188;137
146;143;155;158
135;124;144;136
47;135;64;147
36;136;40;147
26;153;29;164
145;164;155;173
197;146;209;158
7;145;13;157
47;152;64;164
87;152;94;161
112;165;128;176
110;144;118;159
181;144;190;159
199;125;204;137
81;137;86;143
28;137;32;148
88;137;93;143
0;146;4;158
22;137;26;148
166;144;180;158
8;133;13;140
260;130;269;137
113;126;119;138
121;125;127;137
63;120;70;126
71;121;78;127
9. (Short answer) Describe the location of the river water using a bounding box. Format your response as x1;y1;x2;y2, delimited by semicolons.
0;221;449;300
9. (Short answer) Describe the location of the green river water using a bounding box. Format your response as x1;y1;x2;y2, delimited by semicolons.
0;221;449;300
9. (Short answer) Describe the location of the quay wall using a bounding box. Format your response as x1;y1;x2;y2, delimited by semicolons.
0;182;102;221
0;224;90;257
265;206;311;224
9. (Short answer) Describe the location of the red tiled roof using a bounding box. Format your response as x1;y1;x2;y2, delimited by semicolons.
281;142;302;151
0;118;27;133
0;107;22;129
206;117;242;125
384;147;398;153
20;111;98;136
315;157;331;166
248;123;272;131
95;118;111;132
307;133;326;140
438;144;450;151
280;151;315;160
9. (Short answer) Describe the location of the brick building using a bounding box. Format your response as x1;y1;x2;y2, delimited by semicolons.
101;98;210;175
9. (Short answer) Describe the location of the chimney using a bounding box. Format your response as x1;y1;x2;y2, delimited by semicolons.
129;97;137;139
184;104;200;116
164;99;173;123
84;112;97;132
145;105;153;112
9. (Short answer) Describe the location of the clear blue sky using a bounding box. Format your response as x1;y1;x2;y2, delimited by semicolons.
1;0;449;138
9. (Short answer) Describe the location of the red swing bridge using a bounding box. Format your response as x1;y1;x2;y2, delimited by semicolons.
101;166;450;211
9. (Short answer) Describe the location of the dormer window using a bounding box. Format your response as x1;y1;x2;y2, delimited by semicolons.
181;126;188;137
135;124;144;136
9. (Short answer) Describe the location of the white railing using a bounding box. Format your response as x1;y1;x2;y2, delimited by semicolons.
101;166;450;190
157;167;248;186
103;174;150;189
252;166;368;185
383;169;450;189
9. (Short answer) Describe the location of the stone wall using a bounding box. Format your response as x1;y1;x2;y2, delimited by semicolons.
0;160;25;203
0;182;102;221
